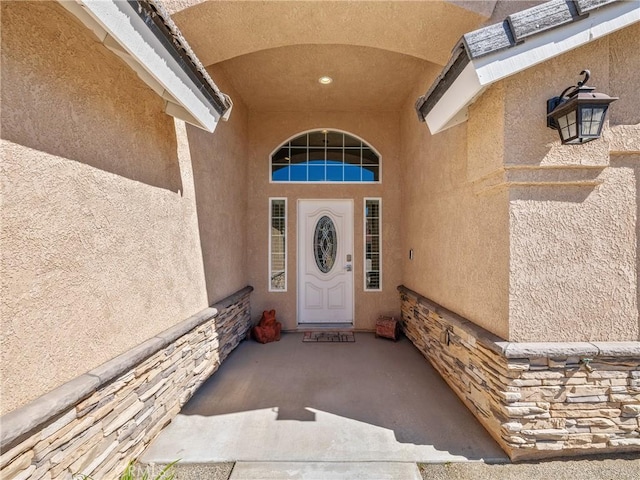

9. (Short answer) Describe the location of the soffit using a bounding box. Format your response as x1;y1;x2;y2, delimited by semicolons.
168;0;490;67
57;0;231;132
211;44;440;112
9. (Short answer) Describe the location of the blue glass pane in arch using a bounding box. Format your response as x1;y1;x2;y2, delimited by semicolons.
362;165;378;181
326;164;343;181
344;165;362;181
290;164;307;181
308;165;325;181
272;164;378;182
272;164;289;181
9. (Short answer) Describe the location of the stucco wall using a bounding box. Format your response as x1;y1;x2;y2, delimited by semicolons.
0;2;209;414
400;70;511;339
246;111;403;330
188;67;249;303
402;24;638;343
608;23;640;127
504;27;639;342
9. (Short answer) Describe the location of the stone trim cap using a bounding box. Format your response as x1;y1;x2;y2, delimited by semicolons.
0;286;254;451
397;284;640;359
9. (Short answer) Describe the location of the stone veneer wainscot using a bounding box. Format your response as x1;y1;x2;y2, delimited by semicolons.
0;287;253;479
398;285;640;460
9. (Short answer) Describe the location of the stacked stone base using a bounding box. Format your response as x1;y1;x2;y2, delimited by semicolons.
398;285;640;460
1;287;253;479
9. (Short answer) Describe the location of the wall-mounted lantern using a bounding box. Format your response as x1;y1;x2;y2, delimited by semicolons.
546;70;617;145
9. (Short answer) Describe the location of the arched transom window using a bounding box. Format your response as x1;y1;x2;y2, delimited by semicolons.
271;130;380;183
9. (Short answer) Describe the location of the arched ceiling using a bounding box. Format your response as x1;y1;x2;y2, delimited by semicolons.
168;0;494;66
163;1;508;112
209;44;442;112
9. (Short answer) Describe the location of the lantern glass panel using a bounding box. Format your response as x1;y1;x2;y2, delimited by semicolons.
557;109;577;142
580;106;606;136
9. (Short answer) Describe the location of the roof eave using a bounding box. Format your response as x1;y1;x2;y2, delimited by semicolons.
418;0;640;135
59;0;232;132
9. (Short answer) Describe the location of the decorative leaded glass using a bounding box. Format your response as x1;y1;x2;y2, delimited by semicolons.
314;216;337;273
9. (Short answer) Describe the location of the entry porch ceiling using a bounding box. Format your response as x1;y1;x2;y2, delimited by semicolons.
210;44;442;112
166;1;497;112
168;1;495;66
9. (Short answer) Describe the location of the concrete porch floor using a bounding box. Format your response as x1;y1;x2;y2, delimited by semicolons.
141;332;508;472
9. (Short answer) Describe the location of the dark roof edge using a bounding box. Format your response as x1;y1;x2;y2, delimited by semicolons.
136;0;231;116
416;0;620;121
415;45;469;122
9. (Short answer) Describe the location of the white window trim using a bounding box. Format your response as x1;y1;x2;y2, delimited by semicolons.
364;197;382;292
269;197;287;292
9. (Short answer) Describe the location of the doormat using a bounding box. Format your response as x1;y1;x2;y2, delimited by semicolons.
302;331;355;343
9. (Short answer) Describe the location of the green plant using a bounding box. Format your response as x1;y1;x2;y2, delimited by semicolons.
73;459;179;480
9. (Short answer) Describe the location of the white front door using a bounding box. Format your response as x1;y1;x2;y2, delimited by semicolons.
298;199;354;324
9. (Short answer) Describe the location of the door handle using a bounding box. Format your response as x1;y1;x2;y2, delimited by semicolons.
345;264;352;272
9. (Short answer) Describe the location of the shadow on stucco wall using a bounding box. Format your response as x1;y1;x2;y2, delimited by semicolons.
508;183;601;204
184;65;249;305
610;155;640;339
0;1;182;193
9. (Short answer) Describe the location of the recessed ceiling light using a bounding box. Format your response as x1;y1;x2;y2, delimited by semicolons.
318;76;333;85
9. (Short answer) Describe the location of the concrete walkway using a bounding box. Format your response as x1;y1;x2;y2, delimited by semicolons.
141;332;508;477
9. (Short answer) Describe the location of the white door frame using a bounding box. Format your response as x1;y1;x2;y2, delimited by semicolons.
297;199;354;325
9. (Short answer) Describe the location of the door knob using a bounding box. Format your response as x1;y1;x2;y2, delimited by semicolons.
345;264;352;272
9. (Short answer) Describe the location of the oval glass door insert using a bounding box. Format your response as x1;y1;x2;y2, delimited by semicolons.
314;215;337;273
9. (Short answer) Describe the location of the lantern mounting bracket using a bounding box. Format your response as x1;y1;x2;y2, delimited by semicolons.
547;70;593;130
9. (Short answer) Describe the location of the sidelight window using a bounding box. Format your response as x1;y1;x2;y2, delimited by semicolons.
269;198;287;291
364;198;381;291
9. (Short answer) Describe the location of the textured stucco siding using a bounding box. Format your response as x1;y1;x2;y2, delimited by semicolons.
246;111;404;331
504;28;639;342
608;23;640;128
508;167;638;342
399;68;511;340
0;2;212;415
188;67;249;304
399;22;639;343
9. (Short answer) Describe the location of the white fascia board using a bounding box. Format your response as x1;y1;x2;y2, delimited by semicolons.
425;63;485;134
60;0;221;132
426;1;640;134
473;1;640;85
